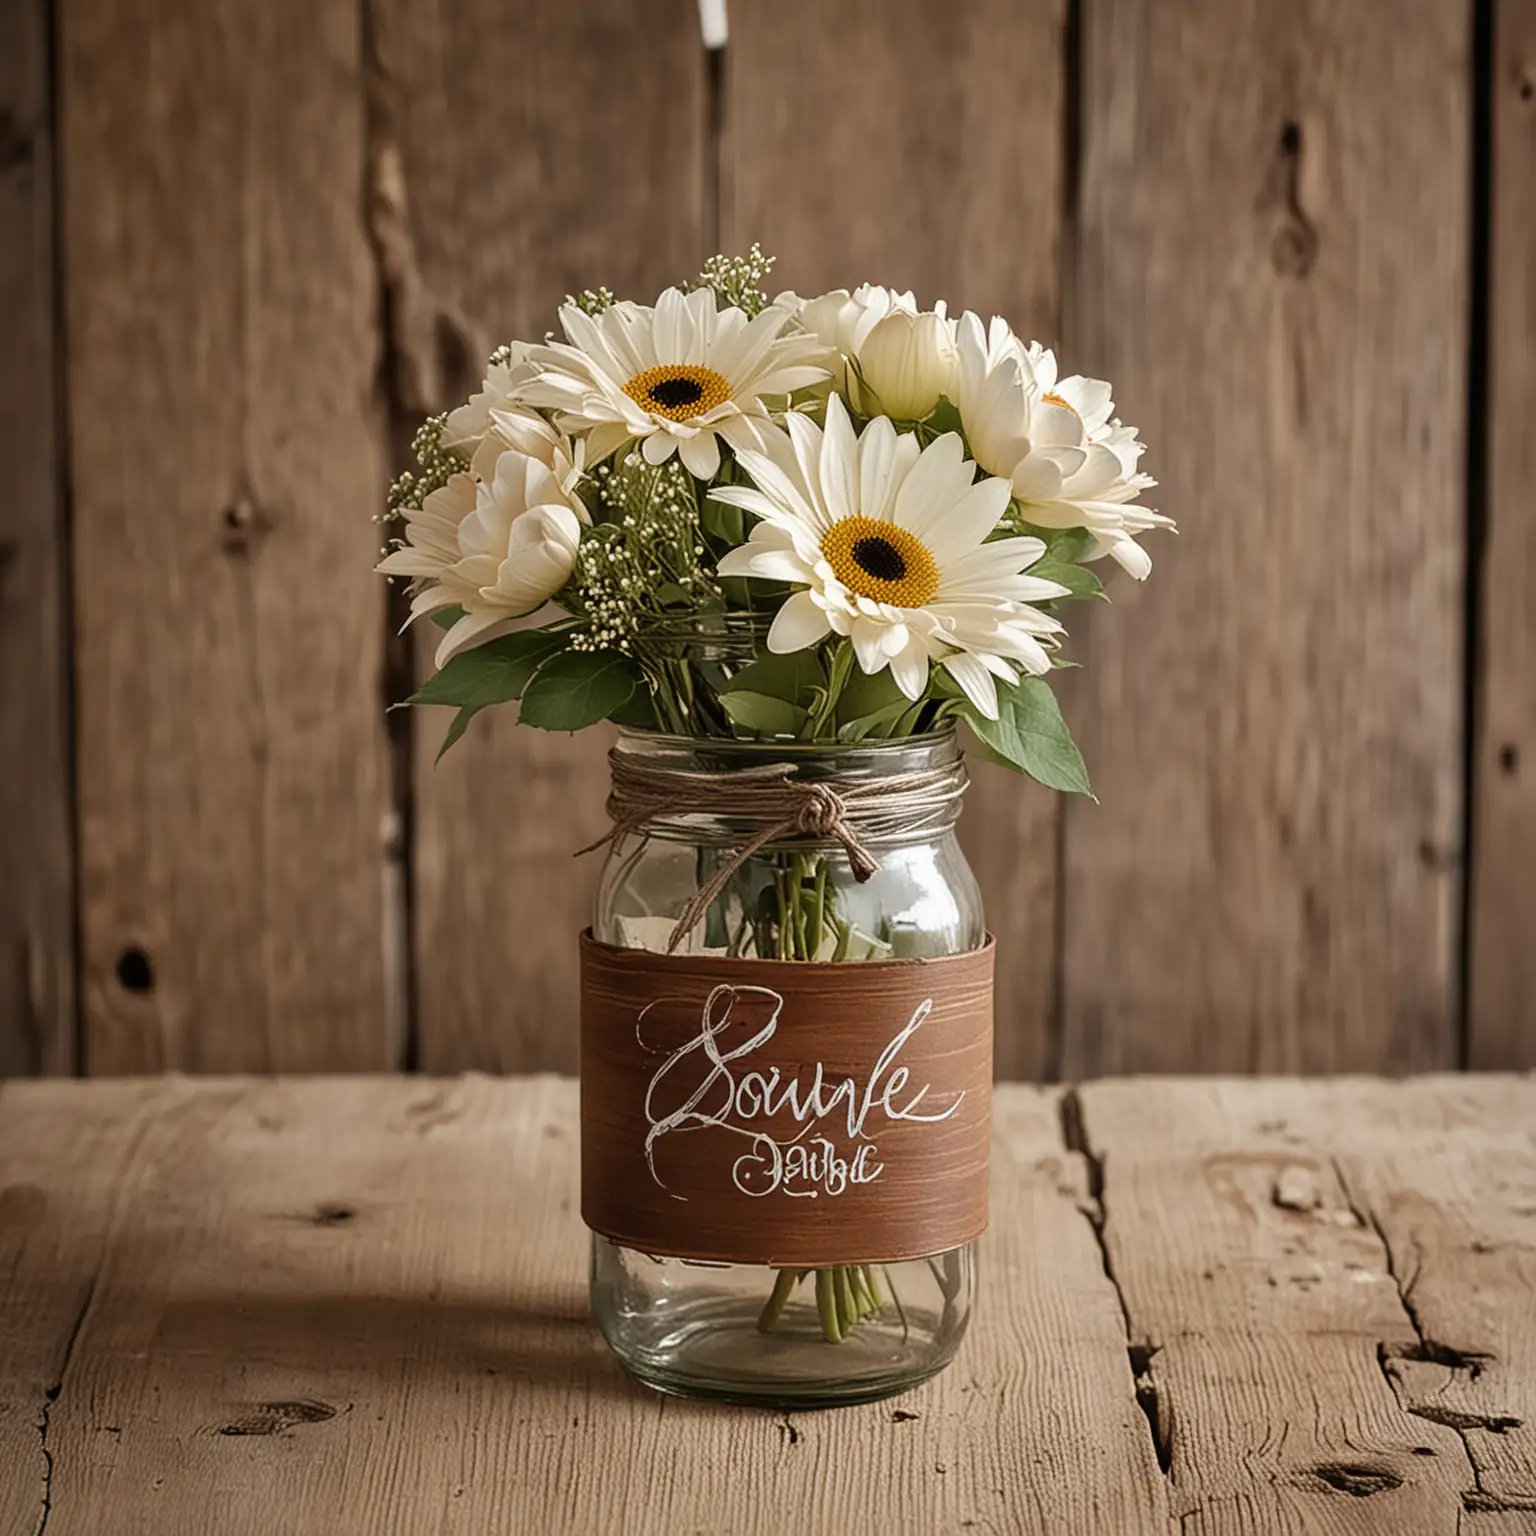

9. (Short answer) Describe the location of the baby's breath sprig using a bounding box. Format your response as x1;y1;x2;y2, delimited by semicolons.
565;285;617;316
384;414;468;520
688;244;776;317
564;455;723;655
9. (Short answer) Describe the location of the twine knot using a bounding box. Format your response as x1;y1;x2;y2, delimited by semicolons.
578;741;967;952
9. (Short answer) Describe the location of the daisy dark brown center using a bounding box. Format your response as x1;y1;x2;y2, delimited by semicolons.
821;515;940;608
623;364;731;422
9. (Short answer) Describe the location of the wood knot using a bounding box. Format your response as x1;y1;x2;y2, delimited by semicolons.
312;1203;356;1226
219;1400;336;1436
1312;1463;1402;1497
221;494;274;557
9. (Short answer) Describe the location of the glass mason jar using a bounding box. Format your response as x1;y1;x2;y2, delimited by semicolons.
589;726;984;1408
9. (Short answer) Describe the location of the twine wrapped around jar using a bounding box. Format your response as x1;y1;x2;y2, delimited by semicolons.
578;745;969;953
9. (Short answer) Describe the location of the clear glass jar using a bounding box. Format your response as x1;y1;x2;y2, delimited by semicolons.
589;727;983;1408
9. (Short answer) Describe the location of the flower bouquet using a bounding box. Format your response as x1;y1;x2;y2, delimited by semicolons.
380;248;1170;1406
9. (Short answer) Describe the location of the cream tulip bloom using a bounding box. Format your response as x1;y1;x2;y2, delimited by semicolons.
858;310;958;420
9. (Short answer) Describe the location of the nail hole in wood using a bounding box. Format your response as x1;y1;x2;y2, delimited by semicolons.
1499;743;1519;776
1279;119;1302;156
313;1203;356;1226
115;947;154;993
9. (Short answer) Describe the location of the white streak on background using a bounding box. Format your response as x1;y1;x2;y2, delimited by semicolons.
698;0;728;49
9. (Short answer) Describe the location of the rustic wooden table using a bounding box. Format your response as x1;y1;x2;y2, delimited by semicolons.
1;1077;1532;1535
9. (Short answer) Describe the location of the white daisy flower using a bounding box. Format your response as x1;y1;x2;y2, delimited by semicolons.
712;395;1070;720
517;286;831;480
794;286;956;418
378;451;585;667
954;312;1171;579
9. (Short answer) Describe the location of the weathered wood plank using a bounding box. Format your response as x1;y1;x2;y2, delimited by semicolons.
0;1080;166;1536
1079;1079;1477;1533
1324;1077;1536;1517
60;0;392;1071
1065;0;1469;1073
1081;1081;1536;1536
727;0;1069;1081
10;1079;1167;1534
368;0;706;1071
1469;0;1536;1070
0;0;74;1075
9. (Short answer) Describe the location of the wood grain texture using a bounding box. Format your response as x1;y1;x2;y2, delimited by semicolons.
5;1078;1169;1535
1324;1077;1536;1516
60;0;392;1072
1469;0;1536;1070
1078;1077;1536;1532
0;1079;164;1536
0;0;74;1075
366;0;706;1072
1065;0;1470;1073
726;0;1069;1081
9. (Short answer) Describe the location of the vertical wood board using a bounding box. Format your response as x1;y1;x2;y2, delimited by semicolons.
1063;0;1470;1074
727;0;1069;1080
1469;0;1536;1069
61;0;392;1071
0;0;74;1075
369;0;707;1072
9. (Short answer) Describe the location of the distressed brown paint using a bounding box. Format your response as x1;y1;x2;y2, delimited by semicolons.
580;932;993;1266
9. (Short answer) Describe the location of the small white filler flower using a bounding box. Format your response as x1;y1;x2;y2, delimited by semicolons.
713;396;1070;720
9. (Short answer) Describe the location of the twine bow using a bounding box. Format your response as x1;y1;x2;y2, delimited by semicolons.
578;749;967;953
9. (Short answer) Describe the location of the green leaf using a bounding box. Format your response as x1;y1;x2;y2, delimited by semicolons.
1028;555;1104;601
837;698;910;743
722;650;827;710
518;650;640;732
700;495;746;550
833;663;907;727
608;686;660;730
958;676;1093;796
1023;525;1097;565
720;690;810;738
408;628;574;759
429;605;467;631
924;394;964;438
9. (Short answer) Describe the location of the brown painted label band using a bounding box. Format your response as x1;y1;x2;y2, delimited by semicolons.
580;931;993;1267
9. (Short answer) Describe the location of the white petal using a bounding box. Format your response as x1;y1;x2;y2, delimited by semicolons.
888;641;928;700
678;429;721;479
849;615;890;675
717;542;814;583
942;651;1000;719
767;589;834;653
641;429;676;466
818;395;859;525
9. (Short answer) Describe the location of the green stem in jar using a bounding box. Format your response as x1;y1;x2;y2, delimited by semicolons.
756;1266;801;1333
814;1267;843;1343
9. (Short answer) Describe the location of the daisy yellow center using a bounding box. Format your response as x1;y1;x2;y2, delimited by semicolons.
623;364;732;422
1042;391;1078;417
821;516;940;608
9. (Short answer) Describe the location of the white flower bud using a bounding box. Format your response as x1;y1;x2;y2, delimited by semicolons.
857;311;957;420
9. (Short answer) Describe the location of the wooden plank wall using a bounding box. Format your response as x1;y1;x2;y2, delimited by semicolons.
0;0;1525;1077
0;0;73;1076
